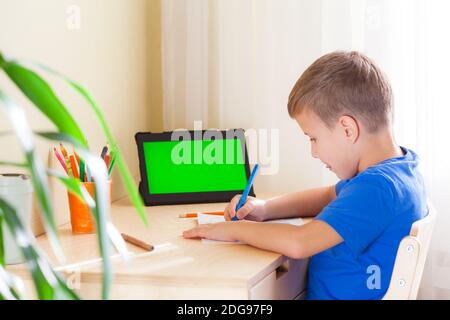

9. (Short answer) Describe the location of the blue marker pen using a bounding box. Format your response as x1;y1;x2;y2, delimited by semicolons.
233;164;259;221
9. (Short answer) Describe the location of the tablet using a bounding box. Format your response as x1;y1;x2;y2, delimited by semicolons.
135;129;255;206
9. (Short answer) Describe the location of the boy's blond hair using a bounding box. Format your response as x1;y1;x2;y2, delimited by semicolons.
288;51;393;133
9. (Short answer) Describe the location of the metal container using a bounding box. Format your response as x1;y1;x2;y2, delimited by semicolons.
0;173;33;265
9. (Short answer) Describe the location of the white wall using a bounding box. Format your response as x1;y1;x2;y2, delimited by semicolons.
161;0;340;195
0;0;163;232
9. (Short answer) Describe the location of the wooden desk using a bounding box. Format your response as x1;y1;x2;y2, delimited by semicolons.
8;195;310;300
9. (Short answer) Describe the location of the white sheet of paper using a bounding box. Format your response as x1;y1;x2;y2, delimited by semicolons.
197;213;304;244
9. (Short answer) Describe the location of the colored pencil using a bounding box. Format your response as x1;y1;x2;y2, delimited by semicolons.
179;212;225;218
73;148;80;167
86;165;92;182
233;164;259;221
108;153;116;176
100;145;108;159
69;155;79;180
121;233;154;252
59;143;73;177
104;154;111;169
53;147;68;174
79;159;85;182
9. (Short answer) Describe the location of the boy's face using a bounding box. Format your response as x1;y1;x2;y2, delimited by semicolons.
295;109;360;180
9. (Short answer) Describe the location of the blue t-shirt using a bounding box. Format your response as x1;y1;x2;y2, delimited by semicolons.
306;147;427;300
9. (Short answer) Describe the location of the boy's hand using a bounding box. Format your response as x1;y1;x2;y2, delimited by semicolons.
224;195;267;221
183;222;237;242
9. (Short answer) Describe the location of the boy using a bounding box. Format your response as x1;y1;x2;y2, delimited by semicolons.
183;51;427;300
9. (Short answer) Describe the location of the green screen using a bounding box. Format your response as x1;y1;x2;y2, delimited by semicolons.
143;139;248;194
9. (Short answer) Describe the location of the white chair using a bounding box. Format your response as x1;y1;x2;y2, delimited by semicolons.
383;201;436;300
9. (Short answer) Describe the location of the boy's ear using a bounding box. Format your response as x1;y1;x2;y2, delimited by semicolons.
338;115;360;143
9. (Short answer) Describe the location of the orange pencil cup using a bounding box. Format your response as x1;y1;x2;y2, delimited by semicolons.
67;180;112;234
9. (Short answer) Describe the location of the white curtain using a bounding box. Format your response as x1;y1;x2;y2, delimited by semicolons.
161;0;450;299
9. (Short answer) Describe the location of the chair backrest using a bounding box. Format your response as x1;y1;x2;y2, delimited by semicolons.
383;200;436;300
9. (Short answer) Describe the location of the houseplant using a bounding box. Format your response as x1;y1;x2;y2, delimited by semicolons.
0;51;148;299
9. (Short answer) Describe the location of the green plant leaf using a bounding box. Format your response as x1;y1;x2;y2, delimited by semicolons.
47;167;129;268
0;198;79;300
0;91;64;263
50;167;130;276
35;131;85;149
0;265;22;300
0;161;28;168
73;88;148;226
37;132;131;299
0;215;4;266
46;169;94;206
79;152;112;299
0;60;87;148
1;53;140;299
25;63;147;227
40;132;130;258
